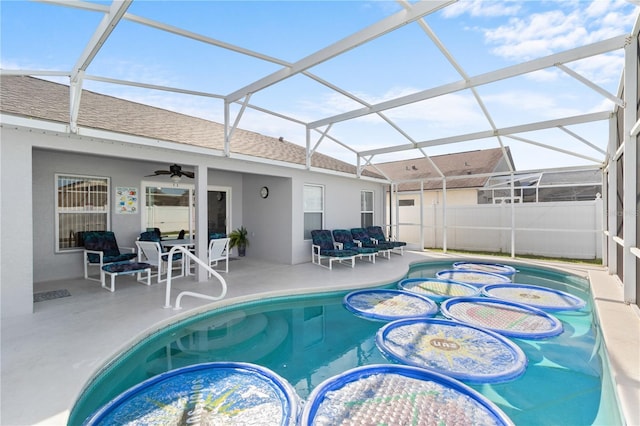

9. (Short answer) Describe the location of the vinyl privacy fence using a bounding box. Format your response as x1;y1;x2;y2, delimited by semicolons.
395;199;602;260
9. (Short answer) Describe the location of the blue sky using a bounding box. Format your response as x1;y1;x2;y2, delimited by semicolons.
2;0;639;171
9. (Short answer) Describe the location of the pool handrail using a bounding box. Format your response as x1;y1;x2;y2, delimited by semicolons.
163;246;227;310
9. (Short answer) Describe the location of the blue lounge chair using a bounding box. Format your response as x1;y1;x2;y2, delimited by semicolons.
310;230;358;269
350;228;393;259
332;229;379;263
83;231;137;285
366;226;406;255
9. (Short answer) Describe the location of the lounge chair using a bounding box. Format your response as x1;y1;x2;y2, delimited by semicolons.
350;228;393;259
366;226;406;255
83;231;137;285
310;230;358;269
332;229;378;263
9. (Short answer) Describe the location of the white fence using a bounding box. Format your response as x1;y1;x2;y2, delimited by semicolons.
395;199;602;260
145;206;190;235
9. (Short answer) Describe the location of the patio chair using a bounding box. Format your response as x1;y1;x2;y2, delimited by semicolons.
208;237;230;274
366;226;406;255
310;229;358;269
83;231;137;285
332;229;378;263
135;240;185;283
350;228;393;259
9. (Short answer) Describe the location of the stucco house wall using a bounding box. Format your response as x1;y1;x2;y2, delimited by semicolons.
1;124;386;318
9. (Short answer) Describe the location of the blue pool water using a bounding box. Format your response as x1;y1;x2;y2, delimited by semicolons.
69;260;623;425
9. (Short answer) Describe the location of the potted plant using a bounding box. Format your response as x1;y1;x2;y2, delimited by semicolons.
229;226;249;257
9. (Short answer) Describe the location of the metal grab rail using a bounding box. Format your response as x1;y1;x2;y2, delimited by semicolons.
163;246;227;310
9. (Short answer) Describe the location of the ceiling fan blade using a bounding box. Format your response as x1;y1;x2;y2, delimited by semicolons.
144;170;172;177
181;171;195;178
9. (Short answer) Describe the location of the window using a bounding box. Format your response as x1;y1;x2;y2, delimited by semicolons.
361;190;374;228
398;199;415;207
55;174;110;252
304;184;324;239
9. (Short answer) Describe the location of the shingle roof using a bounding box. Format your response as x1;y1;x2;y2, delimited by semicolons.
369;147;514;191
0;76;381;178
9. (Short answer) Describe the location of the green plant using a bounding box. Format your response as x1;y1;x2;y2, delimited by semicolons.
229;226;249;250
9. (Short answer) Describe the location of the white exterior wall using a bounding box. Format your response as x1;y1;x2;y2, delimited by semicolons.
0;125;386;318
1;131;34;318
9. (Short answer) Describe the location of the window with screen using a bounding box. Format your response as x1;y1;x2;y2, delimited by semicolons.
304;184;324;239
55;174;110;252
361;190;374;228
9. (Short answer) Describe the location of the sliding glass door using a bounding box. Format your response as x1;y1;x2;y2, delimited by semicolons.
143;183;194;239
142;183;230;240
208;187;230;236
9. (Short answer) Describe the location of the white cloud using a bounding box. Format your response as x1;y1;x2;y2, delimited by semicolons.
441;0;521;18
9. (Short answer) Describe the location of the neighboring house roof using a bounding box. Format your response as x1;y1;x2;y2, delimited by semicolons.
0;76;381;178
369;147;515;191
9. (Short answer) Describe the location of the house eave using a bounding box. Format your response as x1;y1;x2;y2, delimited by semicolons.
1;113;389;183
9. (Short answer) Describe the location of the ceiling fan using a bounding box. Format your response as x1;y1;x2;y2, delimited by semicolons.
145;164;194;183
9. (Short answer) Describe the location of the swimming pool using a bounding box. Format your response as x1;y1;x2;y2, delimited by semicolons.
69;260;623;425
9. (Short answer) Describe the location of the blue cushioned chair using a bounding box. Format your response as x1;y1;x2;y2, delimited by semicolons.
332;229;379;263
350;228;393;259
366;226;406;255
209;232;227;241
139;231;161;243
310;230;358;269
83;231;137;284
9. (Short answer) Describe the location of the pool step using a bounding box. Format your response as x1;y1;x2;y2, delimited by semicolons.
145;312;289;375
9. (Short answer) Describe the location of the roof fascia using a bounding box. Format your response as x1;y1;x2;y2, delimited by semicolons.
1;114;387;183
226;0;454;103
310;35;628;128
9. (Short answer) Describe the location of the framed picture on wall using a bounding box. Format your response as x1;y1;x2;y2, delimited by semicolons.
116;187;138;214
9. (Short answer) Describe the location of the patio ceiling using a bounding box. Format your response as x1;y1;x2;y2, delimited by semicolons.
1;1;639;175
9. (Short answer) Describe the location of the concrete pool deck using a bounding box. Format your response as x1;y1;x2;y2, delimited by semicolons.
1;251;638;425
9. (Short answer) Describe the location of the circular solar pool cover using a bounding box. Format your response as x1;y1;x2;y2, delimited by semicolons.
397;277;480;302
452;261;517;278
436;269;512;287
482;283;587;311
84;362;299;426
376;318;527;383
343;289;438;321
300;364;514;426
441;297;563;339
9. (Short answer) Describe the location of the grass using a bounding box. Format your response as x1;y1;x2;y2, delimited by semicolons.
425;248;603;266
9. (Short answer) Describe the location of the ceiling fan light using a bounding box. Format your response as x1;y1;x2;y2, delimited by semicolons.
170;174;181;184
